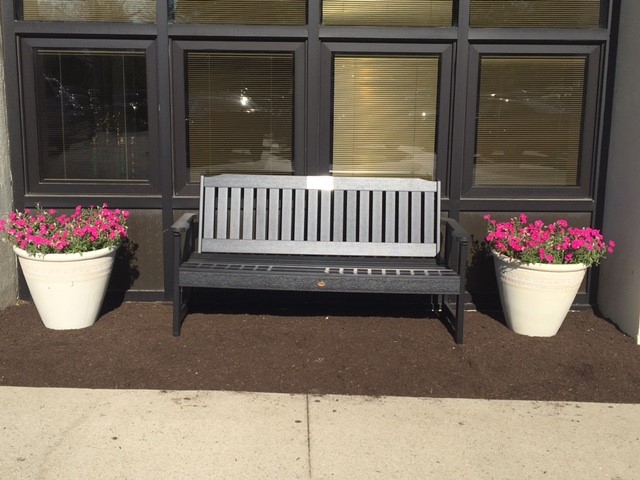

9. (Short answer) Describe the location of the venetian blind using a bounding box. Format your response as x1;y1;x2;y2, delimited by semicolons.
174;0;306;25
474;56;586;187
322;0;453;27
470;0;602;28
22;0;156;23
37;49;149;182
186;53;294;182
332;56;439;179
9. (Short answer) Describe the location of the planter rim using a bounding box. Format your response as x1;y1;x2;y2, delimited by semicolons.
491;251;589;273
13;245;116;262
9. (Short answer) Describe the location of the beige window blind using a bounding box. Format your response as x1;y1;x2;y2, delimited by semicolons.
470;0;602;28
474;56;586;186
332;56;439;179
323;0;453;27
186;52;294;182
22;0;156;23
174;0;306;25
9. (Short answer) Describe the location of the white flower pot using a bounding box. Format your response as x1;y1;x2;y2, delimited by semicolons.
14;246;116;330
492;252;588;337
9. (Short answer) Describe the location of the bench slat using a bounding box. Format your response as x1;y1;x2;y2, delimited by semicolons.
242;187;254;239
268;188;280;240
281;189;293;241
320;190;332;241
216;187;228;239
398;192;409;243
256;188;267;240
359;191;370;242
307;189;318;241
201;238;437;257
229;187;241;239
333;190;344;242
294;189;305;241
346;191;357;242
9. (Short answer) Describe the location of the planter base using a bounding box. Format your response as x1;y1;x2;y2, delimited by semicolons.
14;246;116;330
493;253;587;337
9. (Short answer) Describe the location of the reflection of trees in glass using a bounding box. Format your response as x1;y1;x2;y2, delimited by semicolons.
22;0;156;23
36;50;149;182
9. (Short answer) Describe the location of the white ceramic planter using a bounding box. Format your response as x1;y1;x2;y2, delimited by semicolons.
492;252;588;337
14;246;116;330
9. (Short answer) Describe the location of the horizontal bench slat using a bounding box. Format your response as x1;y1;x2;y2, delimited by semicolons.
200;239;437;257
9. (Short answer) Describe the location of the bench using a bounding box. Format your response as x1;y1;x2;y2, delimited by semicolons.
171;174;470;343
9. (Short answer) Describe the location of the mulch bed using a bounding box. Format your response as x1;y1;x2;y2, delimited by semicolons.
1;290;639;403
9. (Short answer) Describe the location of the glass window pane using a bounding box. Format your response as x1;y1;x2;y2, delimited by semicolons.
35;49;149;183
173;0;306;25
186;52;294;181
474;56;586;186
332;56;439;179
19;0;156;23
470;0;602;28
323;0;453;27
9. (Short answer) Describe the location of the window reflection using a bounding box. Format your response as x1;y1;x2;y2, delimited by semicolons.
186;52;294;181
35;49;149;182
474;56;586;186
332;56;439;179
19;0;156;23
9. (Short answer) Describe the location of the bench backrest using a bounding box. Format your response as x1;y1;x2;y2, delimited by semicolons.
198;174;441;257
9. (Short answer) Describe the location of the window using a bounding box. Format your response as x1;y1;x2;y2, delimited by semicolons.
322;0;453;27
20;39;158;194
172;0;306;25
18;0;156;23
172;41;305;194
331;55;441;180
470;0;603;28
474;56;586;187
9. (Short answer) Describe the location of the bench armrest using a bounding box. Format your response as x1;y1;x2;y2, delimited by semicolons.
441;217;470;245
171;213;197;234
440;218;470;278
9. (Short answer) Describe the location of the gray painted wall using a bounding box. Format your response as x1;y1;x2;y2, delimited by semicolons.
598;1;640;344
0;19;18;309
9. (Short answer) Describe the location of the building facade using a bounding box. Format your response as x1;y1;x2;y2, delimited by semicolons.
1;1;637;342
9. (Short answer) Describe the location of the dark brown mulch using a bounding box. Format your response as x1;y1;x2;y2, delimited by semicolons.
1;290;639;403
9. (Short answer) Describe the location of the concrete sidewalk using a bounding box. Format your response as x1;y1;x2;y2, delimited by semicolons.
1;388;638;479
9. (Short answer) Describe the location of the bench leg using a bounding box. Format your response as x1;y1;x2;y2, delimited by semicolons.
439;294;464;345
454;294;464;345
173;286;189;336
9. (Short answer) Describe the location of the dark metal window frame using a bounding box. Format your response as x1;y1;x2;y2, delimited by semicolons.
318;42;454;193
19;37;161;197
461;44;602;199
171;40;306;197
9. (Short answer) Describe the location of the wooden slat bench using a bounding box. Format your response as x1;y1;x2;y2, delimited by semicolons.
171;174;470;343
